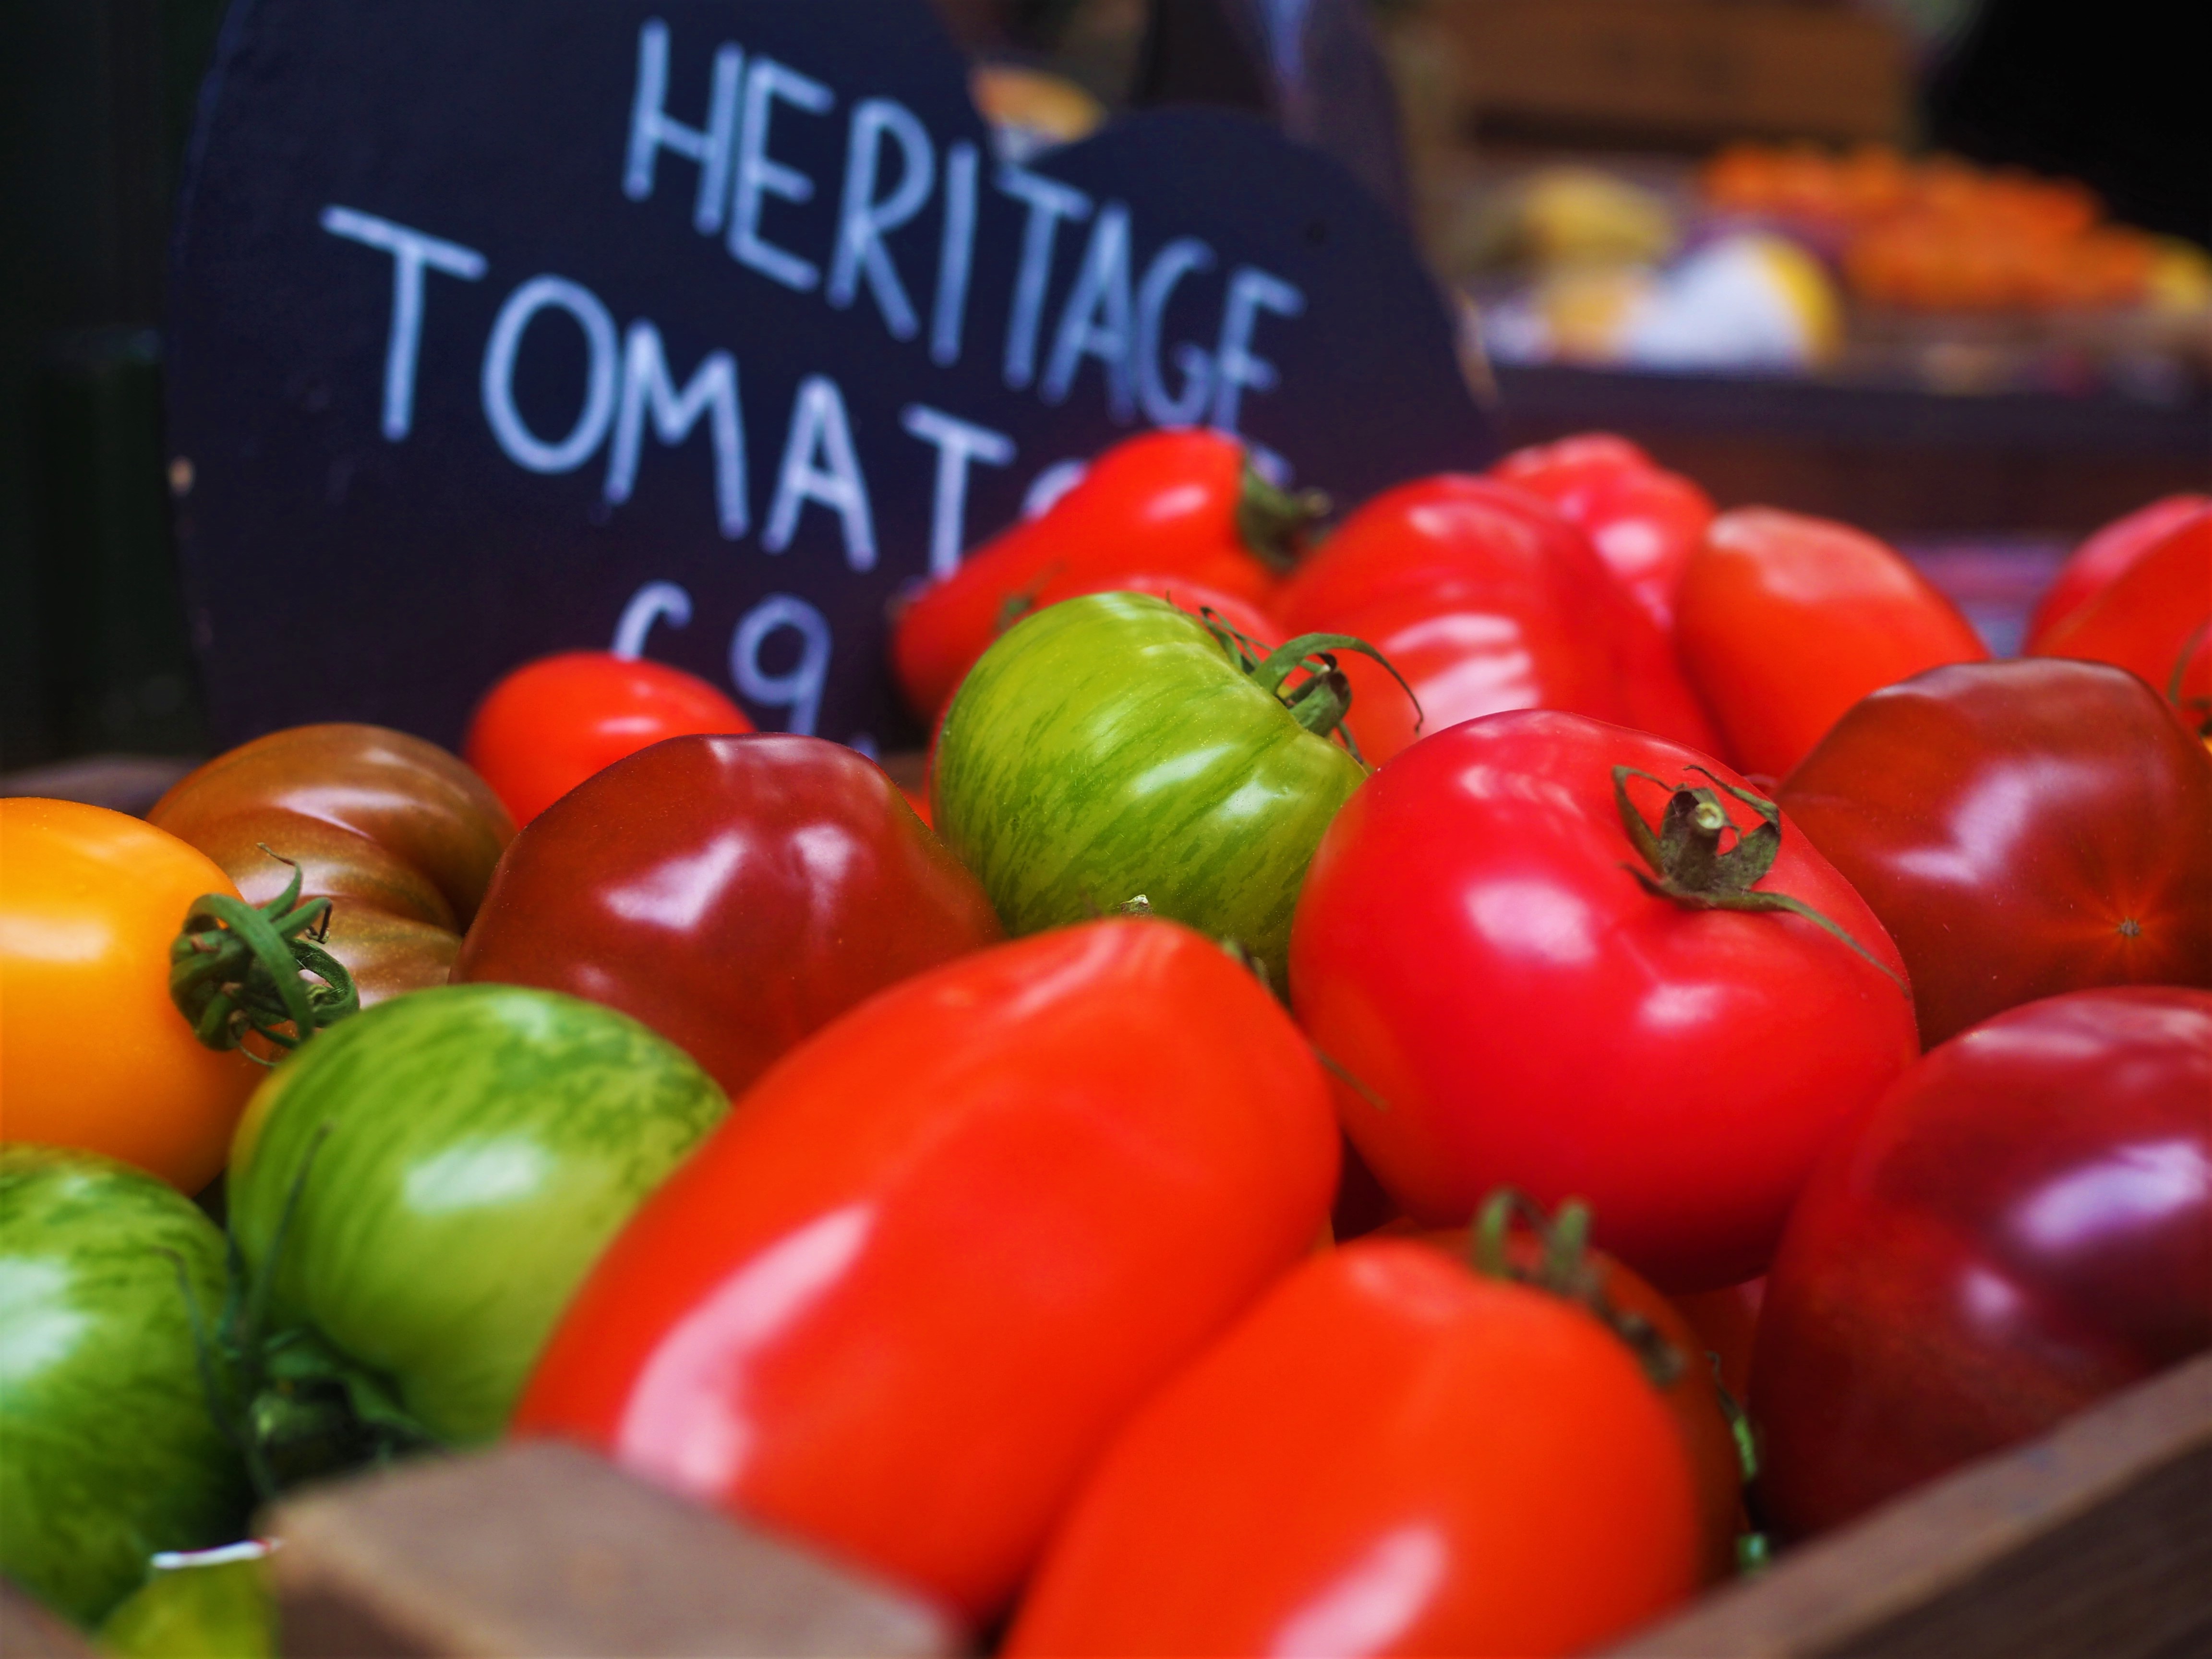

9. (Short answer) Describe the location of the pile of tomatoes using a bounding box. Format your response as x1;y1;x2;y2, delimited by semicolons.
3;428;2207;1658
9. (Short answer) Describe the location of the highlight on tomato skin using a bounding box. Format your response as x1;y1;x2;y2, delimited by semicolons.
1002;1238;1702;1659
463;649;753;829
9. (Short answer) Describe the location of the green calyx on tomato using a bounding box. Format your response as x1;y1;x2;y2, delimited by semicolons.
933;593;1406;988
1467;1189;1685;1391
1200;610;1421;766
170;850;361;1059
1234;465;1330;574
1613;765;1905;994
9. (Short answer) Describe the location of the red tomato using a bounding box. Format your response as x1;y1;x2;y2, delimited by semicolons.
1752;988;2212;1537
1290;710;1917;1290
1020;570;1277;650
1676;508;1988;781
1272;476;1722;767
1004;1238;1699;1658
1491;433;1716;631
453;734;1001;1099
2025;493;2209;647
464;651;751;827
1779;660;2212;1047
2027;509;2211;730
891;430;1306;721
512;920;1338;1623
1674;1278;1764;1404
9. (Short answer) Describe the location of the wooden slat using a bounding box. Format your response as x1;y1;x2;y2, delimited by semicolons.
1603;1350;2212;1658
265;1441;961;1659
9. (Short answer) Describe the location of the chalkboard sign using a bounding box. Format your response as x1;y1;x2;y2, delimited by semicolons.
168;0;1495;753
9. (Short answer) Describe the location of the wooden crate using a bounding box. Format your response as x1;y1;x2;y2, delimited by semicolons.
11;1349;2201;1656
1424;0;1910;149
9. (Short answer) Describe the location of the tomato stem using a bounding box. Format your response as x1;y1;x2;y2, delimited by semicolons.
170;848;361;1058
1612;765;1908;996
1466;1188;1684;1391
1235;463;1329;574
1200;610;1421;762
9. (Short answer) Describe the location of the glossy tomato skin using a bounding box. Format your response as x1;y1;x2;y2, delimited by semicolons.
514;920;1339;1623
933;593;1364;988
892;429;1286;721
1779;660;2212;1048
0;800;260;1191
1291;711;1917;1291
1022;569;1277;648
2025;493;2208;647
0;1149;251;1627
454;734;1001;1100
1273;475;1721;768
1005;1240;1699;1659
228;984;727;1444
149;724;515;1007
464;651;752;827
1491;433;1715;631
1751;988;2212;1537
2026;509;2211;727
1676;508;1988;781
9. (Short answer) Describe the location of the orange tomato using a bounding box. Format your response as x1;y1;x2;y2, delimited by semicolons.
1;799;260;1191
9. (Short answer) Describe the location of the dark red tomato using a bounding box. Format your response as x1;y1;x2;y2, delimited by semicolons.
1674;1278;1763;1404
1291;710;1917;1291
1779;660;2212;1048
891;430;1309;721
2027;509;2211;731
1752;987;2212;1538
1676;508;1988;781
1272;476;1722;767
452;734;1001;1099
1003;1238;1699;1659
512;920;1338;1623
2025;493;2209;647
464;651;752;827
1491;433;1716;631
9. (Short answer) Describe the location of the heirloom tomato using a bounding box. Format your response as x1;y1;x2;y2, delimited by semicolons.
150;723;514;1008
0;799;259;1191
1779;660;2212;1047
1676;508;1988;780
515;920;1339;1623
1491;432;1715;630
2026;507;2211;732
0;1149;251;1627
455;734;1001;1100
891;428;1312;721
933;592;1374;988
1005;1236;1699;1659
1291;710;1917;1290
463;650;753;828
1271;474;1720;768
2024;493;2207;647
1752;988;2212;1537
226;984;725;1455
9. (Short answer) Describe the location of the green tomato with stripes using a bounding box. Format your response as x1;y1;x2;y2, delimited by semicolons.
932;591;1382;989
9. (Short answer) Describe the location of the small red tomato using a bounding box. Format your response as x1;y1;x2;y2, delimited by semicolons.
464;651;752;827
1779;660;2212;1047
1273;476;1721;767
513;920;1338;1623
2027;508;2211;730
2025;493;2209;647
453;734;1001;1099
1752;987;2212;1537
1291;710;1916;1290
1491;433;1716;631
1004;1237;1699;1659
1676;508;1988;780
891;430;1306;722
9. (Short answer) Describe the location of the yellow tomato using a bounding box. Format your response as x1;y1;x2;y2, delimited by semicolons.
1;798;260;1191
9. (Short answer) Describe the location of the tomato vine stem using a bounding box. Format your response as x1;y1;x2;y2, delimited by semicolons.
170;849;360;1059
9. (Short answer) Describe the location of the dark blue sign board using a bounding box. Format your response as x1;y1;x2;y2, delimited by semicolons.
169;0;1496;753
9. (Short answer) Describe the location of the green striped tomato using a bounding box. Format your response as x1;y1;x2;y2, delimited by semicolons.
933;592;1370;987
227;983;726;1452
0;1148;250;1627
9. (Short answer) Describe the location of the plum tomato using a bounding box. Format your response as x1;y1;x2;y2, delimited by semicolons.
1290;710;1917;1291
2024;493;2208;648
1676;508;1988;781
1779;659;2212;1047
1751;988;2212;1537
463;651;752;828
2026;507;2211;735
1491;433;1716;631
